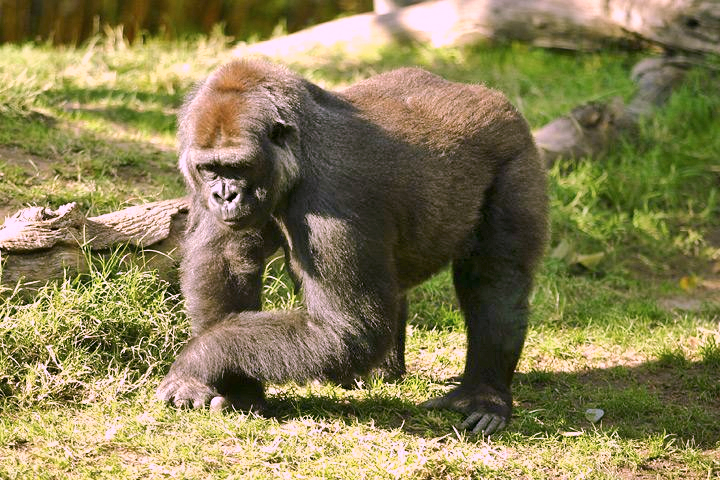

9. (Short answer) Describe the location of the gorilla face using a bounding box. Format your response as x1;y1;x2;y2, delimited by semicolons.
196;152;269;229
181;100;297;231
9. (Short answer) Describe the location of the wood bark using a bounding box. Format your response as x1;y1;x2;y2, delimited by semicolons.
535;55;690;166
235;0;720;58
0;198;189;292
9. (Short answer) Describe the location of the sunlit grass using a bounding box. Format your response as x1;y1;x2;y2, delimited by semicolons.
0;33;718;479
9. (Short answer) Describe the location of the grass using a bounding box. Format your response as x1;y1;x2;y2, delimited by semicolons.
1;32;719;479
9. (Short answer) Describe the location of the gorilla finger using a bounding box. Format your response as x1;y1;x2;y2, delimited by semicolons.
460;412;485;431
174;397;194;409
484;417;507;435
156;388;172;403
470;414;506;435
210;396;230;411
419;396;448;409
155;381;175;402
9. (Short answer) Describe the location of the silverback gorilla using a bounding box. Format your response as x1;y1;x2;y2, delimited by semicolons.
157;59;548;435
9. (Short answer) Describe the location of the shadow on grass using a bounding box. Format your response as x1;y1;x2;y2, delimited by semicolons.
0;101;184;215
65;103;178;135
265;358;719;447
515;358;720;447
46;85;184;111
50;86;181;136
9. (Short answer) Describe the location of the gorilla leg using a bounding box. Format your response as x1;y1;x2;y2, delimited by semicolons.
377;295;407;380
423;151;547;434
447;252;533;434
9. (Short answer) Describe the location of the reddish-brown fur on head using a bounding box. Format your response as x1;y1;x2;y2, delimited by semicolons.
205;60;275;93
179;60;302;151
187;93;248;149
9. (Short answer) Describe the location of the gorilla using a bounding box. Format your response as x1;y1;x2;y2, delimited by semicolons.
157;59;548;435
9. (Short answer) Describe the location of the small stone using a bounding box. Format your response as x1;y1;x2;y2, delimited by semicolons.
210;396;229;411
585;408;604;423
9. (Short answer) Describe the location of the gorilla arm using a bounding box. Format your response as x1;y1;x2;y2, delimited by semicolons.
157;236;400;410
180;215;287;336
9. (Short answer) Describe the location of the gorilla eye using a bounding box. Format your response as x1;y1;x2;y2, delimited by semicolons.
269;121;292;145
198;165;219;181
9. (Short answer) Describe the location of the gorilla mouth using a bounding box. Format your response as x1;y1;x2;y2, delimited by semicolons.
219;214;252;229
213;206;250;228
216;205;265;230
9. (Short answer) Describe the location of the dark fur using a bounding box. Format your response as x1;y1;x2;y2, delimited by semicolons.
157;60;548;433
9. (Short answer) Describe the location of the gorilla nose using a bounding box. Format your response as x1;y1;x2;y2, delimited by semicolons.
213;191;237;204
211;184;240;205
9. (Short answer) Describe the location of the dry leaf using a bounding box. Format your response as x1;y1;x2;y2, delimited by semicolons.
551;239;573;260
679;275;699;292
574;252;605;270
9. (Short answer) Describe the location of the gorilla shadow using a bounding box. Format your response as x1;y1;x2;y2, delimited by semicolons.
256;356;719;446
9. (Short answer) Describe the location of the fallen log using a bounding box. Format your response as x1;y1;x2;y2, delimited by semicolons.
235;0;720;59
0;198;189;291
535;55;691;166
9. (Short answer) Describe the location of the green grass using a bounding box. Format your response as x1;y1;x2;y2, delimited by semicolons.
1;32;719;479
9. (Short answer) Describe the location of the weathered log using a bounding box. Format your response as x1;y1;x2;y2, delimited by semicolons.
235;0;720;58
0;198;189;291
535;55;691;166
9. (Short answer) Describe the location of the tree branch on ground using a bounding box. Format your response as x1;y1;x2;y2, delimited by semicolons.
0;199;189;292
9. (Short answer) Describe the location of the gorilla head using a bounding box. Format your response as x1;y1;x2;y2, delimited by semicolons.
178;62;302;230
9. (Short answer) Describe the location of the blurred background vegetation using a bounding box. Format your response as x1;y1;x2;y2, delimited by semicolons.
0;0;372;45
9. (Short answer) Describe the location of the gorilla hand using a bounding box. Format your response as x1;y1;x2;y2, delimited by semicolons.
157;346;267;413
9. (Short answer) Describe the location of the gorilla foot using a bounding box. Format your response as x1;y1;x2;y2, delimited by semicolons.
420;386;511;435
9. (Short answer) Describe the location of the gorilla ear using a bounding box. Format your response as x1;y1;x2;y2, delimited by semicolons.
269;121;294;146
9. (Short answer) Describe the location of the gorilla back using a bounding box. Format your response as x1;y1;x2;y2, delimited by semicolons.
158;59;548;435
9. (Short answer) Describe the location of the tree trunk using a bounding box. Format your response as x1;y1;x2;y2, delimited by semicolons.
236;0;720;58
0;198;189;292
